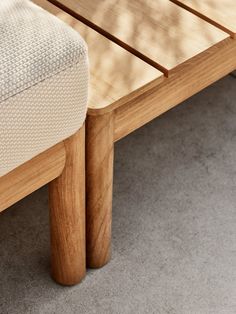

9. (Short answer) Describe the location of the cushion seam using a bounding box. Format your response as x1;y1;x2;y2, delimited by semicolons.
0;51;88;104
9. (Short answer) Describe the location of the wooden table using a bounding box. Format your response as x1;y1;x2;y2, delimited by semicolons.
41;0;236;269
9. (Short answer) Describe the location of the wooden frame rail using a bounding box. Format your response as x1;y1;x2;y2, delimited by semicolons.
0;142;66;212
114;38;236;141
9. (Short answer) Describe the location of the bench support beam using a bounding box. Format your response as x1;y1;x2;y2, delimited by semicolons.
114;38;236;141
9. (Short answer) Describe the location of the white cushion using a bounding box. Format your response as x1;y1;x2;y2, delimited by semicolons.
0;0;89;176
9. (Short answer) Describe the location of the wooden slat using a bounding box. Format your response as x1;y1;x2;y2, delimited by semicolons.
114;38;236;141
0;142;66;212
35;0;163;114
48;0;228;75
171;0;236;38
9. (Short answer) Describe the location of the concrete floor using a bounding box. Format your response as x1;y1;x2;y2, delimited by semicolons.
0;75;236;314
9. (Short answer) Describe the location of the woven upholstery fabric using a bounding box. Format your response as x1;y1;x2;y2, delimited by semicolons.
0;0;89;176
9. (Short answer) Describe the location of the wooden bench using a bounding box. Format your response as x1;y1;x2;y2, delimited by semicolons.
45;0;236;269
2;0;235;284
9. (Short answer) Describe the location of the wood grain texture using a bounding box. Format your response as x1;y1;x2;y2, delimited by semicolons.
171;0;236;38
114;38;236;141
86;113;114;268
0;142;65;212
48;0;228;74
35;0;163;113
49;126;86;285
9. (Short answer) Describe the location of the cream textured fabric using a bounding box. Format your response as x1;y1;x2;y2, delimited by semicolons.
0;0;89;176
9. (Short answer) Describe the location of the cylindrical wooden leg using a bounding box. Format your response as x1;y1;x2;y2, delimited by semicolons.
49;125;86;285
86;112;114;268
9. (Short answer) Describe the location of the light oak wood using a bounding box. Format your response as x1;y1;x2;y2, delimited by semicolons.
37;0;236;273
0;142;65;212
48;0;228;75
49;126;86;285
35;0;163;114
114;38;236;141
171;0;236;38
86;113;114;268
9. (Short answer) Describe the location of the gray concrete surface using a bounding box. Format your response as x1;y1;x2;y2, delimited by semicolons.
0;75;236;314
